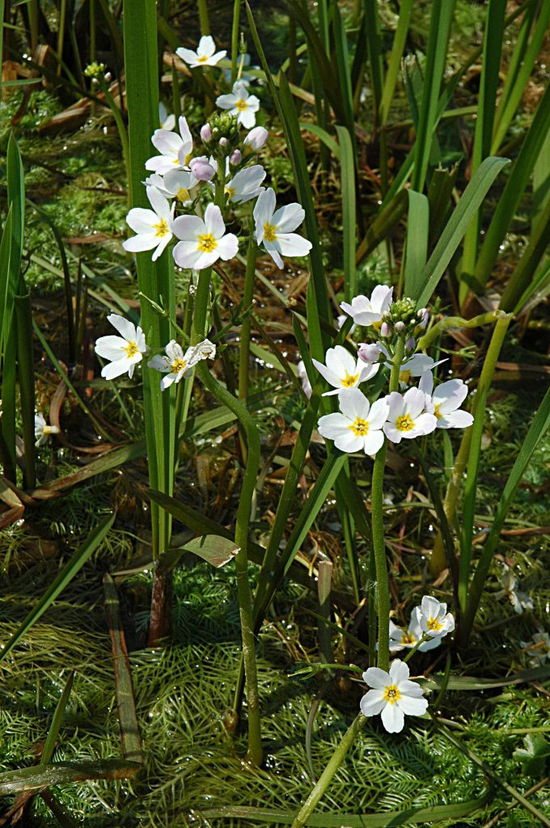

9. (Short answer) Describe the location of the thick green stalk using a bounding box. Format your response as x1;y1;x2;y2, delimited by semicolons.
198;365;262;765
238;237;257;402
291;714;366;828
230;0;240;84
197;0;210;35
192;267;212;343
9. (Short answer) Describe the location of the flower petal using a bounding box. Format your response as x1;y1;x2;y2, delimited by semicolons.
216;233;239;260
360;689;386;717
107;314;137;341
381;703;405;733
363;666;390;689
272;202;305;232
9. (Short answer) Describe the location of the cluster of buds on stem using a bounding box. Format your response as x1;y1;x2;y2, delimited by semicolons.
380;298;429;347
199;112;241;161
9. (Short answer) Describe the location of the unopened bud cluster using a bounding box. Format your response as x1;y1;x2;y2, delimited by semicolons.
200;113;241;158
380;298;429;342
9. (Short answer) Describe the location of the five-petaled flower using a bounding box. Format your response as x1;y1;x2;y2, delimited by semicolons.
95;314;147;380
312;345;378;396
419;373;474;429
416;596;455;639
340;285;393;327
253;188;312;269
34;413;60;447
172;202;239;270
317;388;389;456
225;165;266;203
216;81;260;128
383;388;437;443
360;659;428;733
389;610;441;653
145;116;194;175
123;186;174;261
148;338;216;390
176;35;227;69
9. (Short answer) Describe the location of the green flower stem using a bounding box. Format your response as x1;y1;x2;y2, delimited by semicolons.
231;0;241;84
238;237;257;402
197;0;210;35
192;267;212;343
198;363;263;766
371;337;404;672
291;714;366;828
417;309;507;351
403;633;431;662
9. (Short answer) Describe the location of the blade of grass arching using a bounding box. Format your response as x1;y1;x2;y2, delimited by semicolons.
363;0;383;126
299;123;340;159
379;0;413;126
460;0;506;294
123;0;175;563
0;513;115;663
31;442;146;496
491;1;550;153
533;127;550;222
41;672;75;765
14;293;36;488
103;574;143;764
461;383;550;647
491;0;535;140
426;165;458;247
411;0;456;193
335;126;356;300
458;314;511;615
0;208;15;480
0;760;140;796
333;5;356;142
500;197;550;312
403;190;429;300
416;156;510;309
474;83;550;293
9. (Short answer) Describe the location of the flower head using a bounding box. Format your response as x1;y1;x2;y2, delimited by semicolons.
419;373;474;429
389;609;441;653
172;202;238;270
360;659;428;733
216;81;260;128
145;116;193;175
417;596;455;639
253;188;311;269
176;35;227;69
95;314;147;380
144;169;196;203
34;413;60;447
312;345;378;396
244;126;268;150
122;186;173;261
148;338;216;390
383;388;437;443
340;286;393;327
317;388;389;456
225;165;266;203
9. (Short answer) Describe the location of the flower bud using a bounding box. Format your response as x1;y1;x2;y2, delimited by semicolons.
380;322;392;338
357;343;381;364
219;137;229;148
189;156;216;181
405;336;416;352
200;123;212;142
244;126;268;150
230;149;242;165
417;308;429;329
394;321;406;334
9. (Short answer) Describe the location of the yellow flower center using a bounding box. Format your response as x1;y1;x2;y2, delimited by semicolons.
197;55;208;63
184;152;193;166
399;369;411;383
395;414;414;431
349;417;369;436
170;357;187;374
383;685;401;704
153;218;170;237
225;185;235;199
402;632;416;645
197;233;218;252
263;222;278;242
235;98;248;111
42;425;55;436
124;341;140;358
427;617;443;632
341;371;359;388
176;188;190;202
434;403;442;419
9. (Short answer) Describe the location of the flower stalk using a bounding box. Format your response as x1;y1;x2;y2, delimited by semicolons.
238;235;257;403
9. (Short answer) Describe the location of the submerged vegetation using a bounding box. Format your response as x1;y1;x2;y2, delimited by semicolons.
1;0;549;825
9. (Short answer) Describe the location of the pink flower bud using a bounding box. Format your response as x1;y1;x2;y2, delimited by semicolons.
394;321;406;334
230;149;242;165
406;336;416;352
200;123;212;142
219;137;229;148
244;126;268;150
380;322;392;338
417;308;429;329
357;343;381;364
189;156;216;181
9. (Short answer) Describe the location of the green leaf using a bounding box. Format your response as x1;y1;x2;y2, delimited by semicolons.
404;191;429;300
181;535;240;568
335;126;356;300
0;760;141;795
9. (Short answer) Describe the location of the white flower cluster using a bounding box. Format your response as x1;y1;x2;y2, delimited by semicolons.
121;36;311;272
94;313;215;390
389;595;455;654
313;285;473;456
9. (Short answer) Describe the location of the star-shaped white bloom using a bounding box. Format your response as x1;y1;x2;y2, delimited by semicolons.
496;565;533;614
176;35;227;69
34;413;60;447
419;373;474;429
389;609;441;654
360;659;428;733
312;345;379;396
416;596;455;639
216;81;260;128
172;202;239;270
383;388;437;443
253;188;312;269
148;338;216;390
340;285;393;327
122;186;174;262
225;164;266;203
144;169;197;203
317;388;389;456
95;314;147;380
145;116;194;175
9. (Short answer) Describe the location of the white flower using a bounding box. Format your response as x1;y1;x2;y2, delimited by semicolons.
148;338;216;390
521;631;550;664
297;360;312;399
216;81;260;128
172;202;239;270
389;610;441;654
122;186;174;261
144;169;197;203
95;314;147;380
317;388;389;456
159;103;175;131
225;165;266;203
419;373;474;429
340;285;393;327
253;188;312;269
417;596;455;639
360;659;428;733
496;565;533;614
312;345;378;396
244;126;268;150
176;35;227;69
34;413;60;447
145;116;193;175
377;344;446;384
383;388;437;443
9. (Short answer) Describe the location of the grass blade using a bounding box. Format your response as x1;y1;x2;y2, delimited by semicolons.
335;126;356;300
0;760;140;795
403;190;429;300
